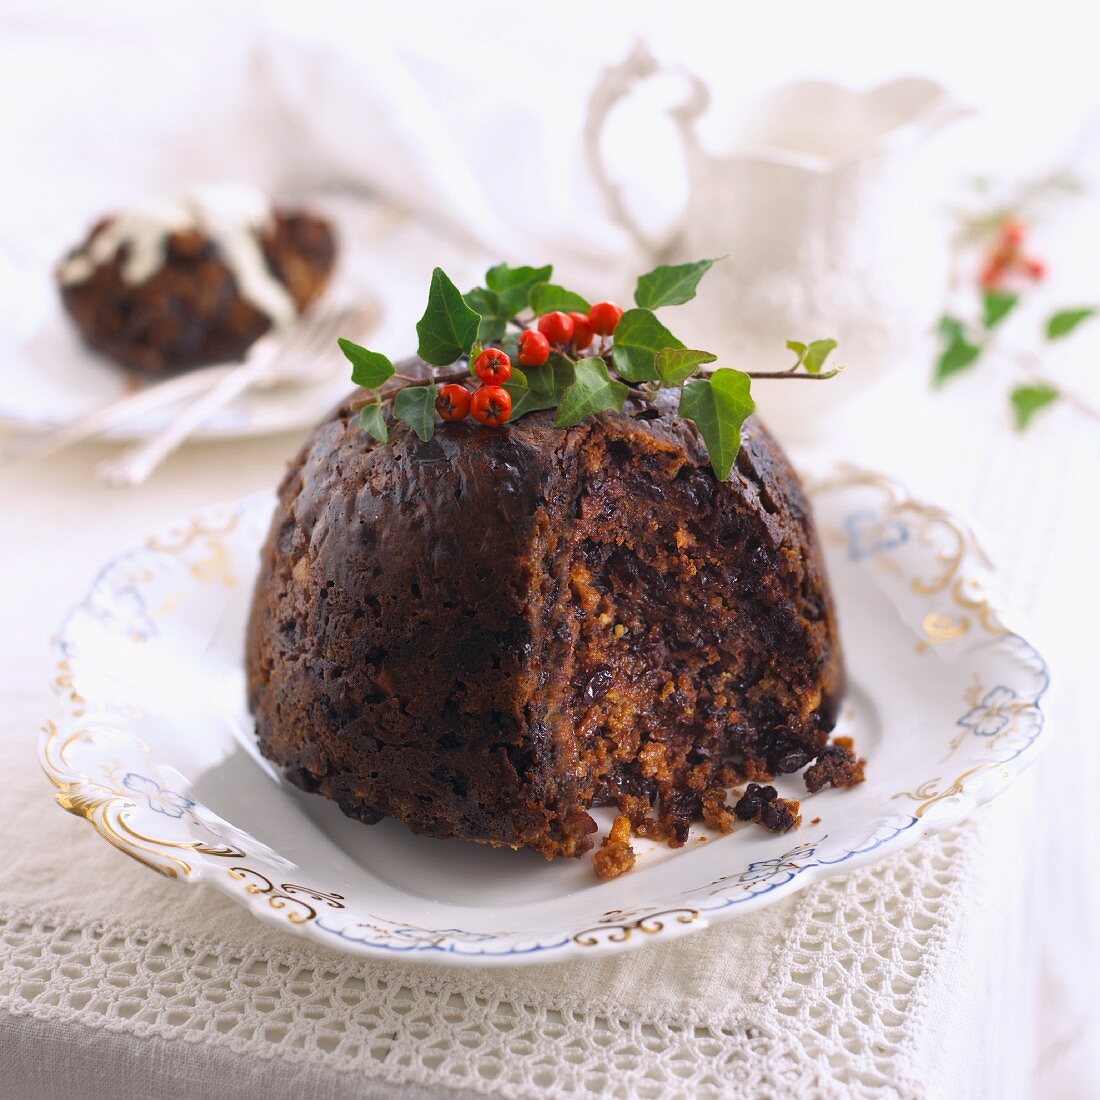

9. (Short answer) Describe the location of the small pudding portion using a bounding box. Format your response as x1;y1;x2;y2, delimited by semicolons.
57;183;336;376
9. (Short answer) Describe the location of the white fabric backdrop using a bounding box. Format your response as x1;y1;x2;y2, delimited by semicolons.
1;2;1099;1096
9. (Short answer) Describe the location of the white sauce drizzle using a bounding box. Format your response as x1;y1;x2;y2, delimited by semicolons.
58;182;298;327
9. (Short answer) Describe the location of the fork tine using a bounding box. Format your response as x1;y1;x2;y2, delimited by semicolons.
270;305;374;372
298;307;355;358
298;310;356;364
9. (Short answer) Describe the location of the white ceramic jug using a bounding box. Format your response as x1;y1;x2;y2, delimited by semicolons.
585;44;968;436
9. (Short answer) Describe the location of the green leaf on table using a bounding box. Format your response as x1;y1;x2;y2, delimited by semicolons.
393;383;438;442
1045;307;1096;340
655;348;716;387
555;358;628;428
934;334;982;385
610;308;685;382
937;315;966;342
486;263;552;315
530;284;591;315
505;354;574;420
1009;384;1059;430
679;368;755;482
464;287;508;344
416;267;480;366
358;400;389;443
339;339;394;390
634;258;722;309
982;290;1018;329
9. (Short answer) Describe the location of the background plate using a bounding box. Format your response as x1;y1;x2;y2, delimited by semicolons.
39;466;1049;965
0;197;387;441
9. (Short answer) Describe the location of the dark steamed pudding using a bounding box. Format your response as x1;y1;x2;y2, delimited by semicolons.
245;361;844;860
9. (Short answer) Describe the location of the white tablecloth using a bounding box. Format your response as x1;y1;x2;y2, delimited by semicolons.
2;4;1099;1097
2;207;1098;1098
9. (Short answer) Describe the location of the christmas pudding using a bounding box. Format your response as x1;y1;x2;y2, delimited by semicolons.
57;182;336;376
245;262;852;876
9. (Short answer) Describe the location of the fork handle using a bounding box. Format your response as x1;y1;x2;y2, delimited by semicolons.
96;348;274;488
0;363;238;465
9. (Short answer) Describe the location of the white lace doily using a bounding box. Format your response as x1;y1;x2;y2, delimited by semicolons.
0;817;976;1099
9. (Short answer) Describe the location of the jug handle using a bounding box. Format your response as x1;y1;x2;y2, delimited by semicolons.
584;42;710;259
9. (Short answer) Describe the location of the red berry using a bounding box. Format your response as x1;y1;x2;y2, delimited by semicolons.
568;311;594;351
1025;257;1046;280
517;329;550;366
1000;219;1025;248
470;384;512;427
588;301;623;336
474;347;512;385
435;383;471;421
537;311;574;345
979;260;1004;288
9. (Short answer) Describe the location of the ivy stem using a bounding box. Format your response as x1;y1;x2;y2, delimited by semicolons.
743;370;838;380
1053;387;1100;423
352;367;470;411
994;340;1100;423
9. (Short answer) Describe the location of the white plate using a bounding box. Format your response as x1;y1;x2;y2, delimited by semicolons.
0;203;384;441
39;467;1049;965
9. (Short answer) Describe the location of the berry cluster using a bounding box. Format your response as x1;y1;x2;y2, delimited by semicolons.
980;218;1045;288
341;258;837;478
434;301;624;428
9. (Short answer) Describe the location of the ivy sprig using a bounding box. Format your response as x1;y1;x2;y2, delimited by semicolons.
339;259;840;480
934;291;1097;429
555;358;628;428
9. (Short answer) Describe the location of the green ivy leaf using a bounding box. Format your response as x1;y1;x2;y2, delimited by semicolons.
937;315;966;342
555;358;629;428
505;354;574;419
485;263;552;315
501;365;528;402
499;330;520;361
787;338;839;374
338;339;395;390
610;308;685;382
464;287;508;343
802;339;838;374
934;334;982;385
982;291;1018;329
416;268;480;366
530;284;591;315
358;400;389;443
655;348;716;387
393;383;438;442
634;258;721;309
1010;384;1059;429
679;368;755;482
1046;307;1096;340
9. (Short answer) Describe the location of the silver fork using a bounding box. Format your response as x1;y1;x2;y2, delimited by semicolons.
0;361;240;465
96;301;378;488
